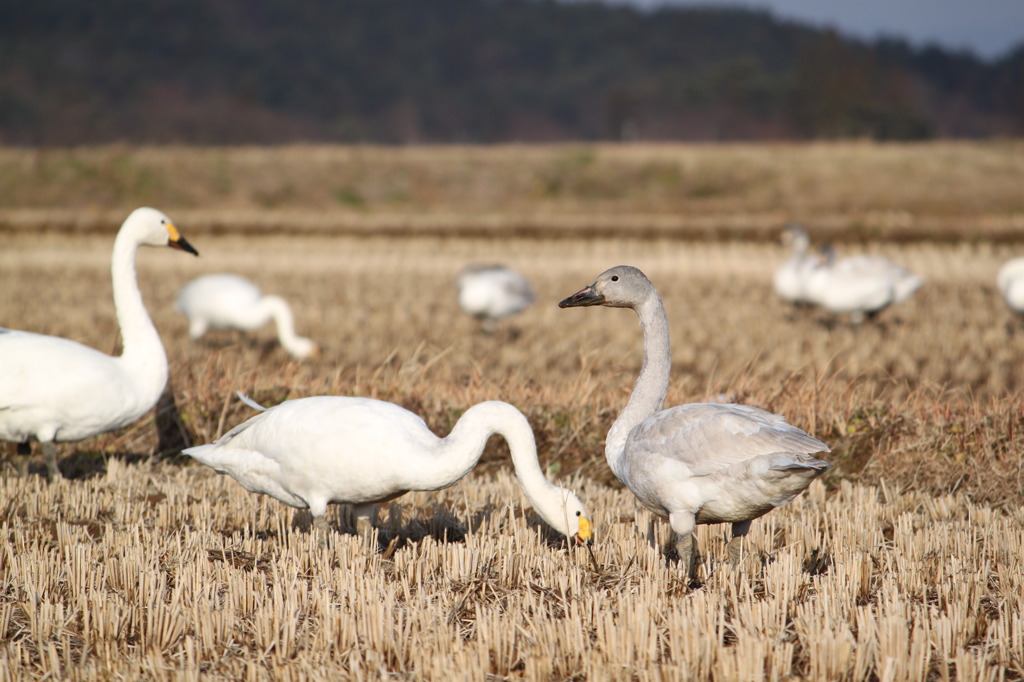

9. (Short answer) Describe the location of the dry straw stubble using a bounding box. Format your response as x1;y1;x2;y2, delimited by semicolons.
2;142;1024;679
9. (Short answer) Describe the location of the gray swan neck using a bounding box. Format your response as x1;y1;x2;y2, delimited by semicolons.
606;292;671;478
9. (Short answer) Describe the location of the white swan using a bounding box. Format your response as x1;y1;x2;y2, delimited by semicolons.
0;207;198;479
183;395;592;547
176;273;317;359
997;257;1024;313
559;265;830;569
457;264;535;333
772;224;817;306
804;244;924;323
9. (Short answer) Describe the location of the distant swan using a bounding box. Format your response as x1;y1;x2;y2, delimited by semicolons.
183;394;593;547
560;265;830;570
0;207;198;478
804;243;924;323
457;265;535;333
176;274;317;359
997;257;1024;314
772;224;816;306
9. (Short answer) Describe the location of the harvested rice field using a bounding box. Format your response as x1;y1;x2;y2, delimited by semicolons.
1;142;1023;679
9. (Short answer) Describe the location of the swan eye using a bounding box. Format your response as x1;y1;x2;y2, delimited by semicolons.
611;275;619;282
576;510;581;516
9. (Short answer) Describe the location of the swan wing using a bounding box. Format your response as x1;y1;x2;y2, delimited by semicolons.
625;403;830;478
806;265;897;313
184;396;442;506
834;256;922;303
0;330;144;441
458;265;534;318
177;274;264;328
499;269;535;303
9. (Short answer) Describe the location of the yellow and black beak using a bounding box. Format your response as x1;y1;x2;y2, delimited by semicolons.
573;515;594;547
559;285;603;308
166;222;199;256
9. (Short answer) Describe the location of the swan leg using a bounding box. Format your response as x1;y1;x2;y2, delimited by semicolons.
188;318;208;340
727;520;752;565
669;511;698;577
42;442;62;480
353;504;378;544
311;514;332;547
10;442;30;477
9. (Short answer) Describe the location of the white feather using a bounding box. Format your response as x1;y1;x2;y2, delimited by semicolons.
997;257;1024;313
0;207;198;477
183;397;592;544
457;264;535;332
176;273;317;359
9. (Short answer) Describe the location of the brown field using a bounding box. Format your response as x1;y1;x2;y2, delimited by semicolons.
1;142;1023;679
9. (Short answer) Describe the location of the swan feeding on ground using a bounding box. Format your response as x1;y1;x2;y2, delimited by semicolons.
0;207;198;479
457;264;535;333
183;394;593;547
559;265;830;570
804;244;924;323
176;273;317;359
997;257;1024;314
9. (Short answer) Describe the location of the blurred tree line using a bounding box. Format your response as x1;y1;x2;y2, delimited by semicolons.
1;0;1021;145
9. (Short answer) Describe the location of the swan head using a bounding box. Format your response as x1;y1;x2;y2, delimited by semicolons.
124;207;199;256
558;265;653;310
781;224;809;251
285;337;319;360
552;490;593;547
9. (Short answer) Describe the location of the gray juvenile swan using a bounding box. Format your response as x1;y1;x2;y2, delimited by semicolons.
559;265;830;569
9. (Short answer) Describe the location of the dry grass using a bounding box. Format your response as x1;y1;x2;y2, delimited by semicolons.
1;141;1023;241
2;462;1023;680
3;231;1022;500
1;143;1023;678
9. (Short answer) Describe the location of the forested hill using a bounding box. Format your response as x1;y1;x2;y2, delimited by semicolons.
1;0;1021;145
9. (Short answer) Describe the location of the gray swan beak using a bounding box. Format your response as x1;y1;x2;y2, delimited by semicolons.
559;286;604;308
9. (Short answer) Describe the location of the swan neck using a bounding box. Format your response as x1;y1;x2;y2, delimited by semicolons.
792;237;809;259
442;402;569;534
607;293;670;475
262;296;305;353
111;228;167;391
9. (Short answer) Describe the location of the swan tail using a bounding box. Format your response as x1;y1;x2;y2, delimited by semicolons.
236;391;268;412
893;275;924;303
769;455;832;472
182;442;260;475
181;444;224;470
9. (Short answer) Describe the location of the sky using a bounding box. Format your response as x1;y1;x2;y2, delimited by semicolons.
615;0;1024;60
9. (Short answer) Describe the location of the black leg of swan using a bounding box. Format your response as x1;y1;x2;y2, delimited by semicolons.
311;515;332;548
13;450;29;478
353;504;379;546
727;520;752;565
670;511;701;579
674;533;694;566
43;442;62;480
